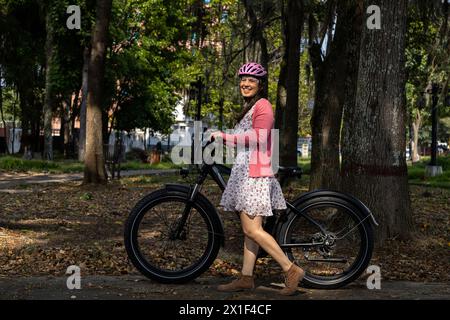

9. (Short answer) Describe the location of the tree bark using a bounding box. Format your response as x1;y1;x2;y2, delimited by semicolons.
309;1;363;190
18;87;29;154
83;0;112;184
411;112;421;162
275;0;303;174
43;7;55;161
340;0;414;243
12;91;18;155
0;68;8;155
78;46;90;162
69;89;80;157
62;98;71;158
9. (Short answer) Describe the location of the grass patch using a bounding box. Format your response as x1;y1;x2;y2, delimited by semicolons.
0;155;181;174
294;156;450;188
407;156;450;189
298;157;311;174
0;156;65;173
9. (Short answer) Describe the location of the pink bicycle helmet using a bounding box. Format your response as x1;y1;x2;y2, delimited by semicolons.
238;62;267;77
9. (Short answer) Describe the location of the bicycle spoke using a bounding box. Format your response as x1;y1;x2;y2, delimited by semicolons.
283;204;365;279
135;200;211;272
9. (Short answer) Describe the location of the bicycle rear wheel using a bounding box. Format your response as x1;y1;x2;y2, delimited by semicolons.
278;195;374;289
124;189;221;283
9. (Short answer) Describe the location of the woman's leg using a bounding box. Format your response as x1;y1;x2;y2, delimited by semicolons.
216;214;259;291
241;235;259;276
240;212;293;272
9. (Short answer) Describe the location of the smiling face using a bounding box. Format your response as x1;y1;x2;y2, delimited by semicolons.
240;76;261;98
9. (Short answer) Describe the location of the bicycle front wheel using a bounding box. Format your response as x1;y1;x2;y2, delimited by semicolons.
124;189;221;283
278;195;374;289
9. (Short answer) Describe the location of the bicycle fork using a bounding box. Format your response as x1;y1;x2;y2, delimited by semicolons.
170;183;201;240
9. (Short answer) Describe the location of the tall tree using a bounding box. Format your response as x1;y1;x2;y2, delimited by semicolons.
1;0;46;156
308;0;363;190
275;0;303;172
0;68;6;153
42;1;56;160
83;0;113;184
406;0;450;163
341;0;414;243
78;46;90;162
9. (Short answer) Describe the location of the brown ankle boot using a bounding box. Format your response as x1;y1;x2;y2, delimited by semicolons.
279;263;304;296
217;275;255;292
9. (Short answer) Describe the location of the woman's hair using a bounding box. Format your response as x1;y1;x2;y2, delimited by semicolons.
234;77;267;125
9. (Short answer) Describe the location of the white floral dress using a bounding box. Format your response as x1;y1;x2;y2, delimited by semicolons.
219;104;287;217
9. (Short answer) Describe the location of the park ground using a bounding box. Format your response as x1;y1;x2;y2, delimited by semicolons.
0;164;449;300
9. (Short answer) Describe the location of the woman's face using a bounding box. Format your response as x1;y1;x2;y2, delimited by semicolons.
240;76;261;98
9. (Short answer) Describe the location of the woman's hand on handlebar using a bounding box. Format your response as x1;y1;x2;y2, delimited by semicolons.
209;131;222;141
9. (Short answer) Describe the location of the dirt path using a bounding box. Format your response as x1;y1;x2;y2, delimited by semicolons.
0;275;448;300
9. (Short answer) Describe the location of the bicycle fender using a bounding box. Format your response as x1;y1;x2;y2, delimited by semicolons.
291;189;379;227
164;183;226;247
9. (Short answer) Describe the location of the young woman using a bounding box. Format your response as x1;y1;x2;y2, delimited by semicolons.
210;62;304;296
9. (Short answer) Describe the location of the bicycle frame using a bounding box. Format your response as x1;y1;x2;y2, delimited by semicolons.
174;161;330;247
172;140;378;250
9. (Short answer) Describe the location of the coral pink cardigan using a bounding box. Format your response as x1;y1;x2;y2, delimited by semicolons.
220;98;275;177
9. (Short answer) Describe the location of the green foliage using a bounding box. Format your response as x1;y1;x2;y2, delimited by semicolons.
1;0;199;139
406;3;450;124
106;0;198;133
439;117;450;143
45;0;93;97
405;9;435;126
0;154;181;172
0;156;61;172
0;0;46;116
408;156;450;188
80;192;93;200
0;155;89;173
297;156;311;174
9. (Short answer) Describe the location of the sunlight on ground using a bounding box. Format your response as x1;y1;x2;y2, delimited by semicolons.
0;227;47;250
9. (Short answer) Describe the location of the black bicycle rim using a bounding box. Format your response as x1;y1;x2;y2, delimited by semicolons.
282;200;371;287
128;195;217;281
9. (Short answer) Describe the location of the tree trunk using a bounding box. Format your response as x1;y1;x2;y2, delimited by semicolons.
275;0;303;173
143;128;147;152
32;100;42;155
18;87;30;154
0;69;8;155
309;1;363;190
340;0;414;243
83;0;112;184
62;98;71;158
43;8;55;161
78;46;90;162
12;92;17;155
18;94;26;154
69;89;81;157
411;112;421;163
